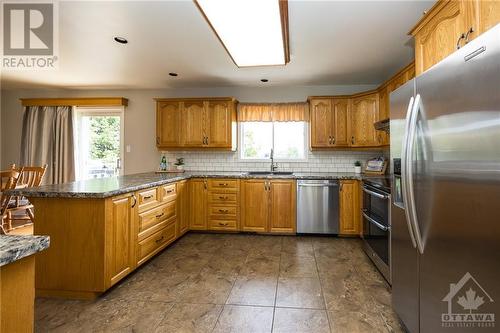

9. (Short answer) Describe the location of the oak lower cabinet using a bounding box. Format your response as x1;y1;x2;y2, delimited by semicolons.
207;179;240;231
176;180;189;236
241;179;296;234
339;180;360;236
189;178;208;230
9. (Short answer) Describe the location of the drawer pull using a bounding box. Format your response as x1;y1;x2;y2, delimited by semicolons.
155;236;165;243
219;196;229;200
155;213;165;219
218;209;229;213
218;222;229;226
166;189;174;194
219;183;228;187
143;195;154;200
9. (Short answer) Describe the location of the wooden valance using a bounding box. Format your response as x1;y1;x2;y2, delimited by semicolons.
20;97;128;107
238;103;308;122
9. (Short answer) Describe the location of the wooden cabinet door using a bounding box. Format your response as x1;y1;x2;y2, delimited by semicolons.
339;180;359;236
241;180;269;232
332;98;349;147
156;101;181;147
476;0;500;37
310;99;333;148
413;0;467;75
176;180;189;236
182;100;205;147
350;94;379;147
377;87;390;146
189;179;207;230
108;194;135;285
207;100;232;147
269;180;296;234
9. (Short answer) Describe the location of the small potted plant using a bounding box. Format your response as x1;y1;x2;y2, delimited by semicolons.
174;158;185;171
354;161;362;174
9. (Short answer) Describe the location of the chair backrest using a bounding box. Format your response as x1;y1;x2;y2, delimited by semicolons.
11;164;47;187
0;170;21;215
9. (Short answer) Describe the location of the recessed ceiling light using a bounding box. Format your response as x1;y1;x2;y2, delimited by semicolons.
114;36;128;44
196;0;290;67
169;72;178;77
261;79;269;83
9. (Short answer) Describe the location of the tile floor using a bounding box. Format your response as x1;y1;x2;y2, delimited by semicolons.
35;233;404;333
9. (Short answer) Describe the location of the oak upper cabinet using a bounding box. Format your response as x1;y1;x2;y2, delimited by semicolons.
189;178;208;230
476;1;500;37
156;101;182;147
106;194;136;286
309;98;349;149
176;180;189;236
310;98;333;148
241;180;269;232
269;180;296;234
339;180;360;236
155;98;237;150
182;100;205;147
206;100;235;148
350;93;379;147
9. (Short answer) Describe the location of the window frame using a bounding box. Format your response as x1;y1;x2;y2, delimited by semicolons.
238;121;308;162
74;106;125;180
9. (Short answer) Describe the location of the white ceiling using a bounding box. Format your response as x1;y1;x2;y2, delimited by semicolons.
0;0;434;90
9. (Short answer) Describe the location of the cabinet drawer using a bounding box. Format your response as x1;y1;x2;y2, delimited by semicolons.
208;179;239;191
137;188;161;212
208;205;237;219
209;192;238;203
138;202;176;239
208;219;238;231
159;184;176;203
137;222;176;265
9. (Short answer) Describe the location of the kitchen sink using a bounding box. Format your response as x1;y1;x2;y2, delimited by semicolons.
244;171;294;176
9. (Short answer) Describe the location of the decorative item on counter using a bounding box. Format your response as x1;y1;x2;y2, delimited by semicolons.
159;152;168;171
364;157;388;175
175;158;185;171
354;161;362;174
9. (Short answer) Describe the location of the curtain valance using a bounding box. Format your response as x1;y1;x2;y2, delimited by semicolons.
238;103;308;122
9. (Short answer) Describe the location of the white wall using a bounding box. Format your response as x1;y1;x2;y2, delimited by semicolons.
0;84;380;174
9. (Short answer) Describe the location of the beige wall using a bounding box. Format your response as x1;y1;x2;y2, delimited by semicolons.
0;84;377;174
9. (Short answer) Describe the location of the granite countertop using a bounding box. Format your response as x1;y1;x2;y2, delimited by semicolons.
7;171;366;199
0;235;50;267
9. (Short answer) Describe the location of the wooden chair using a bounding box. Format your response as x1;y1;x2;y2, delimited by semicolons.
5;164;47;231
0;170;21;234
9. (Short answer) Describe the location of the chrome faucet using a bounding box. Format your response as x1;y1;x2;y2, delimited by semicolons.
270;149;278;172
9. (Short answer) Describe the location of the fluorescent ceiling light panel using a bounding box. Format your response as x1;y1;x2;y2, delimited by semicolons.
196;0;288;67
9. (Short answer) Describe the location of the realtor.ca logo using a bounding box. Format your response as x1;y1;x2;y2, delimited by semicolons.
442;272;495;329
1;1;59;69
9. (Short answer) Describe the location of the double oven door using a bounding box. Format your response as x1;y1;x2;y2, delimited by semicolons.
362;182;391;283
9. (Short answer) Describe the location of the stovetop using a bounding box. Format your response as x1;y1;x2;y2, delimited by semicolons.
363;176;392;193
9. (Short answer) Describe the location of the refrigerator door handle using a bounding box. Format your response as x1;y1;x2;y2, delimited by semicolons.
401;96;417;249
406;94;425;254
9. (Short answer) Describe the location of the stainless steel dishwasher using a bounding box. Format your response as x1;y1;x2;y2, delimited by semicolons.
296;179;339;234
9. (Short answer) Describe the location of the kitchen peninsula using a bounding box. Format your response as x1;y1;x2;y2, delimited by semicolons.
9;171;364;299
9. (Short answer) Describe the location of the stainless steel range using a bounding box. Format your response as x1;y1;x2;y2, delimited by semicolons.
361;177;391;284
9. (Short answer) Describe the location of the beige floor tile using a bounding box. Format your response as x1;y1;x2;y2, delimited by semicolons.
172;271;236;304
35;298;92;333
276;277;324;309
281;237;314;258
240;254;280;277
154;303;223;333
226;275;277;306
213;305;274;333
272;307;330;333
328;310;387;333
279;253;318;278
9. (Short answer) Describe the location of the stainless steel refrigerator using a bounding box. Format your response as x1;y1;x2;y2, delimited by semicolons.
390;24;500;333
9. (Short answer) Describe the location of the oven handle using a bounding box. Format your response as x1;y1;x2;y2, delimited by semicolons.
362;186;389;199
362;210;389;232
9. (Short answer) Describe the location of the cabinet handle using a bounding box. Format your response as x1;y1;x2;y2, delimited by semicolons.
166;189;174;194
155;213;165;219
218;222;229;226
219;183;228;187
206;136;209;145
218;209;229;213
456;32;466;50
464;27;474;44
351;136;355;145
143;194;154;200
328;136;332;144
156;137;160;144
131;194;137;208
219;196;229;200
204;180;207;190
332;136;335;145
155;236;165;244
